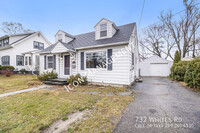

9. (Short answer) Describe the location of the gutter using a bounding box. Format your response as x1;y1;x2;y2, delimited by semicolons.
0;45;13;51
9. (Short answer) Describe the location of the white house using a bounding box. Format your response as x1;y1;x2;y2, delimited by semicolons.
139;55;173;77
40;18;139;87
0;32;51;73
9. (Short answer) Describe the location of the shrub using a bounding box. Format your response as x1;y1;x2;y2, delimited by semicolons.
37;70;58;81
20;69;27;74
0;70;14;77
193;62;200;89
194;73;200;89
170;61;189;81
0;66;15;71
67;73;87;85
184;63;195;88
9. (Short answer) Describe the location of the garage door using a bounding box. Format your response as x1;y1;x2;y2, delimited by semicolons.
150;63;169;76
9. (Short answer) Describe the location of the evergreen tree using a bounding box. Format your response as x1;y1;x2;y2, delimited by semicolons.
174;51;181;64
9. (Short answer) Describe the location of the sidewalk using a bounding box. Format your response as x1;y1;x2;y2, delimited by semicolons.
0;85;50;98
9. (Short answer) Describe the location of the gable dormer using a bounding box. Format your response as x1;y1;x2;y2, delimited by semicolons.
55;30;75;43
94;18;118;40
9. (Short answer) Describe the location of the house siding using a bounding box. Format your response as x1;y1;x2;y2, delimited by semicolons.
40;44;132;85
0;33;50;71
76;45;130;85
95;19;115;40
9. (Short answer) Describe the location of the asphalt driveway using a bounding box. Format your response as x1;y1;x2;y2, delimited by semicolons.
114;77;200;133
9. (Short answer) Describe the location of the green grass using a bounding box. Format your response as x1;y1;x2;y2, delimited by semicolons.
68;96;133;133
0;74;41;94
0;86;133;133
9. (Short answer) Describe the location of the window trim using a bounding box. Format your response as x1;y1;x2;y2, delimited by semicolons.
47;55;54;69
100;23;107;37
1;55;10;66
85;50;107;69
29;56;32;66
33;41;44;50
16;55;24;66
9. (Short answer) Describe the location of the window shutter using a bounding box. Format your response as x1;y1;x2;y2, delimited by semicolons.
107;49;112;70
53;55;56;69
81;52;84;70
8;56;10;65
44;55;47;69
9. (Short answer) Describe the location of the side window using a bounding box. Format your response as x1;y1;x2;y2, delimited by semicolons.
25;57;28;65
16;55;24;66
2;56;10;66
29;57;32;65
34;41;44;50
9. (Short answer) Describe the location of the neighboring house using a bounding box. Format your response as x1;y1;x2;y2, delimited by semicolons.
40;18;139;87
181;56;194;61
139;55;173;77
0;32;51;73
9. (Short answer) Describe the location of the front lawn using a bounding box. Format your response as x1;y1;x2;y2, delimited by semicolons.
0;86;133;133
0;74;41;94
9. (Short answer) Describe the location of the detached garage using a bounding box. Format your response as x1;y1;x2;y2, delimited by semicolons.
139;56;173;77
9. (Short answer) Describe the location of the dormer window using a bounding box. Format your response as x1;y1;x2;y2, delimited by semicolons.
100;24;107;37
58;34;62;41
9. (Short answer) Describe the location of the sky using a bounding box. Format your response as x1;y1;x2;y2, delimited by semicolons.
0;0;185;43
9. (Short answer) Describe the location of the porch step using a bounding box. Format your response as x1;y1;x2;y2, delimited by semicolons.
49;78;67;82
43;78;67;85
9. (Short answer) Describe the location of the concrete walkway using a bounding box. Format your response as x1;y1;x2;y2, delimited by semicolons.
114;77;200;133
0;85;50;98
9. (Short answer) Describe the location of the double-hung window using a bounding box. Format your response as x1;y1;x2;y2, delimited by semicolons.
16;55;24;66
47;56;53;68
86;51;106;68
1;56;10;66
29;57;32;65
58;34;62;41
33;41;44;50
25;57;28;65
100;24;107;37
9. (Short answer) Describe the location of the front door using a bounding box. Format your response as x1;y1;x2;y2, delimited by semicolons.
64;55;70;75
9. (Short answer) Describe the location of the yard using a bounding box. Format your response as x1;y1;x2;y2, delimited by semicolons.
0;75;41;94
0;75;133;133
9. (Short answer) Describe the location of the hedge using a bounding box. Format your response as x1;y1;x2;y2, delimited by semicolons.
170;58;200;89
0;65;15;71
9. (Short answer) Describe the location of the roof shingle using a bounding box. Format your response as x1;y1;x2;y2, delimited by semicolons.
41;22;135;53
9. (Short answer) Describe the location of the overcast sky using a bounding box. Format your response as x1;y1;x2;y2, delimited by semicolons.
0;0;185;43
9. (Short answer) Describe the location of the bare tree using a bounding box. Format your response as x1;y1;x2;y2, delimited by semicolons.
160;0;200;58
0;22;32;34
139;24;175;60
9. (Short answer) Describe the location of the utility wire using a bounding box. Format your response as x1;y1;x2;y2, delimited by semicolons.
139;1;200;32
138;0;146;31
